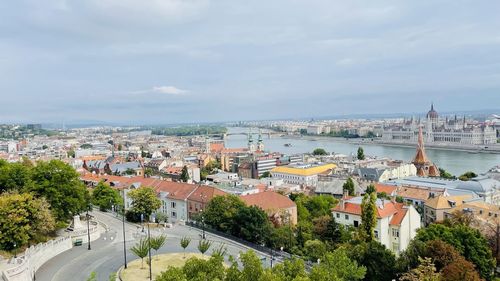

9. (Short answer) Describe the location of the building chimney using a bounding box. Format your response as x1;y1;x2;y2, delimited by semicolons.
343;189;349;199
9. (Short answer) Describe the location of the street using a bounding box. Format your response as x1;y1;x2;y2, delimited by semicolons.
36;210;269;281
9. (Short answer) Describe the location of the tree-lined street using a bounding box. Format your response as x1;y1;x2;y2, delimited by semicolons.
36;211;268;281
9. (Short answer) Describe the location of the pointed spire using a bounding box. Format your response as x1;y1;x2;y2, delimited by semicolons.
431;102;434;111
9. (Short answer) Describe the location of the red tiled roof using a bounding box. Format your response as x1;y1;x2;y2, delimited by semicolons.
188;185;227;203
375;183;397;195
332;198;406;220
240;191;296;210
389;208;407;226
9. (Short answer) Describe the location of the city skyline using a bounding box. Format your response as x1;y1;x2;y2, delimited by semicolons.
1;1;500;123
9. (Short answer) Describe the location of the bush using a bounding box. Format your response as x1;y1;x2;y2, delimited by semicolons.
125;210;142;223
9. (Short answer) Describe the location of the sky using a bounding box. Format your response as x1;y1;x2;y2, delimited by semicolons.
1;0;500;125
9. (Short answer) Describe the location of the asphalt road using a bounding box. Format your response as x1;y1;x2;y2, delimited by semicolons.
36;211;270;281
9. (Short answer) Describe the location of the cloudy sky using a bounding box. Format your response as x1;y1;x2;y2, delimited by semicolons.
1;0;499;124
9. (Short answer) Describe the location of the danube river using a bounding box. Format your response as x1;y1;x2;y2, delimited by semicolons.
224;127;500;176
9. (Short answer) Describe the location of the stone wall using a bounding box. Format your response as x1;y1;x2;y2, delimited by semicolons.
1;221;101;281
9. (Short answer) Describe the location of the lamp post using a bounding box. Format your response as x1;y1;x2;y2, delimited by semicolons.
147;219;152;281
13;243;17;258
86;207;91;250
122;189;127;269
199;191;207;239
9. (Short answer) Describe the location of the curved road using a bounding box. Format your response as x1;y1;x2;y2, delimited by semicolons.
36;211;269;281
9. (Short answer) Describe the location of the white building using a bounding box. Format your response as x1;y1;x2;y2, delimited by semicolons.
383;104;497;145
332;195;421;254
271;163;336;187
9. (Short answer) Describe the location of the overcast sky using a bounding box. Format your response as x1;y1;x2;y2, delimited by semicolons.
1;1;499;124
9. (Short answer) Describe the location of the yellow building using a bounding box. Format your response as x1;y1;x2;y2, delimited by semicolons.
271;163;336;187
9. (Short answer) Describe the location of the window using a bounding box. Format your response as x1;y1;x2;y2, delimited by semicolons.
392;229;399;238
374;230;379;239
392;243;399;252
171;202;176;209
345;214;349;220
353;220;359;227
336;213;340;219
171;211;177;218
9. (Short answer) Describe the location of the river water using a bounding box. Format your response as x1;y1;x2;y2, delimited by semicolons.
224;127;500;176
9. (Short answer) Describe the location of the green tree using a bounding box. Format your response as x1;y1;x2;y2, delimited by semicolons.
117;144;123;151
365;184;376;194
0;162;33;193
128;186;161;220
197;239;212;255
156;267;187;281
357;147;365;160
180;237;191;258
203;195;245;233
310;249;366;281
349;241;396;281
232;205;271;244
303;195;337;218
144;168;154;177
415;223;495;280
399;257;440;281
458;171;477;181
130;238;150;269
360;192;377;241
150;235;167;257
240;250;265;281
91;181;122;212
80;143;93;149
29;160;89;221
304;239;327;262
0;192;55;251
67;149;75;158
259;171;272;179
342;177;355;196
439;168;455;179
180;165;189;182
312;148;327;156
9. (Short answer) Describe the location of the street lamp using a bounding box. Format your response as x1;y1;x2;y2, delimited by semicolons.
122;189;127;269
13;243;17;258
86;206;91;250
200;209;206;239
147;217;152;281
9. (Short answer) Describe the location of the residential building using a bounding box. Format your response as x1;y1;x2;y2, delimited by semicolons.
423;194;472;225
332;194;421;254
187;185;227;220
271;163;336;187
240;191;297;226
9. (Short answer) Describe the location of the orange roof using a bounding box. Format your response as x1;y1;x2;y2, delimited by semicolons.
333;198;405;219
210;143;225;153
188;185;227;203
375;183;397;195
164;167;183;174
240;191;296;210
221;148;248;154
389;208;407;226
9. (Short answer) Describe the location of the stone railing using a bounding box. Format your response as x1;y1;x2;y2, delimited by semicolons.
2;221;100;281
1;236;72;281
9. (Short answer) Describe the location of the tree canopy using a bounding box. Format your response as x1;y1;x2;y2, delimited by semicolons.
360;192;377;242
0;192;55;251
128;186;161;220
312;148;327;156
342;177;355;196
91;181;122;211
357;147;365;160
29;160;90;221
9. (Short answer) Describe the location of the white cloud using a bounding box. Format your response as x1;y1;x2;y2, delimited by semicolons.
152;86;188;95
132;86;189;96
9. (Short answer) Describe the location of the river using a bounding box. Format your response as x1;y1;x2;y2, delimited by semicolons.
224;127;500;176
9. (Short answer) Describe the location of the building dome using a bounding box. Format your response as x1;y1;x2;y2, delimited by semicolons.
426;103;438;119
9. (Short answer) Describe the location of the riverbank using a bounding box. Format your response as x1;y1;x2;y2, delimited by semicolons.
283;134;500;154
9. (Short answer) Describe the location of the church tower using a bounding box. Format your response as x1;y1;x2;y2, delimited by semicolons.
247;129;256;152
412;126;439;177
257;130;264;151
